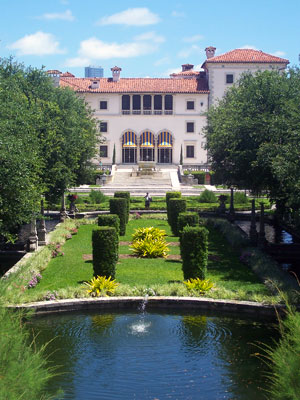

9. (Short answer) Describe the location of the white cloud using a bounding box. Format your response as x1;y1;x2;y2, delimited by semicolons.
163;67;181;77
154;57;170;66
8;31;65;56
65;37;157;65
182;34;204;43
98;8;160;26
37;9;75;21
272;50;286;57
134;31;165;43
64;57;91;67
178;45;203;58
239;44;258;50
194;64;204;71
171;10;185;18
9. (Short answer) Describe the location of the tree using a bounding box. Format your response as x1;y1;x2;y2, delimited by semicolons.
0;58;99;238
0;59;42;239
205;68;300;223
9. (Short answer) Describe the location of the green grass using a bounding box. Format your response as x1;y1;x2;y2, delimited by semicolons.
6;215;279;304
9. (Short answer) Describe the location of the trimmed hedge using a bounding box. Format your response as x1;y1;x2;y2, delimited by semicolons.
98;214;120;235
109;198;127;236
114;191;130;222
168;198;187;236
199;189;217;203
166;191;181;225
180;225;208;280
177;212;199;235
92;226;119;279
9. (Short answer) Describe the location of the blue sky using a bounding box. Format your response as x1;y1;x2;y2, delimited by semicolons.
1;0;299;78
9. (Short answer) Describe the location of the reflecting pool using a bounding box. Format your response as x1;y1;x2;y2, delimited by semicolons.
29;310;278;400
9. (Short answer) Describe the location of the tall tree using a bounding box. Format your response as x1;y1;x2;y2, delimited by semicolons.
0;58;98;238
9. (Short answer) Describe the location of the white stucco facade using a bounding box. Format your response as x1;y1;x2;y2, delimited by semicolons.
83;92;208;166
56;47;289;168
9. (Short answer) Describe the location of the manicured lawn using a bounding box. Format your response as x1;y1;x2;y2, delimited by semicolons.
22;215;273;303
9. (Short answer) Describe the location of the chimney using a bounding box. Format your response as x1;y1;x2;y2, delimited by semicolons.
90;80;100;89
46;70;62;88
182;64;194;72
205;46;216;59
111;66;122;82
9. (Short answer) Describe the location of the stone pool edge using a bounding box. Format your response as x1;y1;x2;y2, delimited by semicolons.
8;296;287;318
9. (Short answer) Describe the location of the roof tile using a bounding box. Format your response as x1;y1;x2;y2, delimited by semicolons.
203;49;289;65
59;77;209;94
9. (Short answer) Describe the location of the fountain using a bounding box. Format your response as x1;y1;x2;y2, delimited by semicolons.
28;305;278;400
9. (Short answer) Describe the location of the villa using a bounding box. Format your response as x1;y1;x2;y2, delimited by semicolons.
48;47;288;169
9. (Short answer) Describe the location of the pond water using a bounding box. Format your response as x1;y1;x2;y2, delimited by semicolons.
235;220;297;244
29;309;278;400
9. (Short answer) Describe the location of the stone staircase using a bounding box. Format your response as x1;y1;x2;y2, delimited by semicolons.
70;165;216;196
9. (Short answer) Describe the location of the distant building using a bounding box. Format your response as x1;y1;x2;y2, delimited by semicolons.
85;66;104;78
55;47;289;167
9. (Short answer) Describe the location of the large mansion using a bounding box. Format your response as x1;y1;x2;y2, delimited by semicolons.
49;47;289;168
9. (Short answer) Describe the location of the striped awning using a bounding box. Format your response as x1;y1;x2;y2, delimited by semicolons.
158;131;173;147
122;131;137;147
140;131;154;148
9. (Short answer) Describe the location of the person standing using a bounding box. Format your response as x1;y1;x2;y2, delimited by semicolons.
144;192;152;210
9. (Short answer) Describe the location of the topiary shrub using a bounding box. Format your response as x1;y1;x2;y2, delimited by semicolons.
98;214;120;235
198;189;217;203
114;191;130;222
168;198;187;236
177;212;200;236
89;189;106;204
109;198;127;236
92;226;119;279
180;225;208;280
166;191;181;225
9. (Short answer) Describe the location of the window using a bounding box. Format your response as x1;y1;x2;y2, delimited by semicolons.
165;95;173;111
100;145;108;158
186;100;195;110
226;74;234;84
132;95;141;110
100;100;107;110
122;95;130;110
99;122;107;133
186;145;195;158
143;95;151;110
186;122;195;133
154;95;162;110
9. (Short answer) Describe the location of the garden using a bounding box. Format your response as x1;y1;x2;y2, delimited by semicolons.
2;191;291;306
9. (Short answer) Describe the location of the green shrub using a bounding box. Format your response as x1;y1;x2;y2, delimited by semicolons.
184;278;214;294
109;198;127;236
234;191;249;205
199;189;217;203
166;191;181;224
84;275;119;297
130;237;169;258
180;225;208;280
114;191;130;222
130;226;169;258
92;226;119;278
89;189;106;204
98;214;120;235
178;212;200;235
0;306;56;399
132;226;166;242
265;309;300;400
168;198;187;236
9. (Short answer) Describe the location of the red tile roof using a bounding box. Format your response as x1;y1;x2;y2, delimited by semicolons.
203;49;289;66
170;70;200;77
60;71;75;77
59;77;209;94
